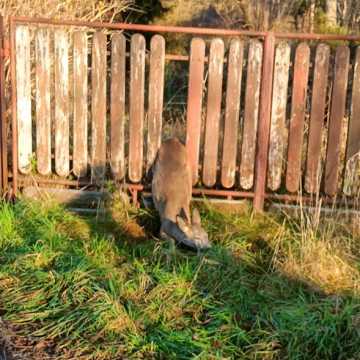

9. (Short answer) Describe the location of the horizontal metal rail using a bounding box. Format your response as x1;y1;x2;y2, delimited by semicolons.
11;16;360;41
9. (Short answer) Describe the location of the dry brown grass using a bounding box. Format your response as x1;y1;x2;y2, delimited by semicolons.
0;0;136;25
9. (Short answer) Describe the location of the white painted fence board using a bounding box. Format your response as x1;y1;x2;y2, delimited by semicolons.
16;26;32;174
54;30;70;177
267;42;290;191
73;31;88;178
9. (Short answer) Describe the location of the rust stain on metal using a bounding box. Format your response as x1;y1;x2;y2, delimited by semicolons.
221;38;244;189
286;42;310;193
305;44;330;193
35;29;51;176
267;42;290;191
186;38;205;185
240;40;263;190
203;38;225;187
54;30;70;177
147;35;165;172
15;26;32;174
91;32;107;182
253;32;275;211
325;46;350;196
129;33;145;183
110;33;126;179
73;31;88;178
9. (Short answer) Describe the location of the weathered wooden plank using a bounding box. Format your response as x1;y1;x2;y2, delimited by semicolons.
285;42;310;193
305;44;330;193
110;33;126;179
35;29;51;175
54;30;70;177
221;39;244;189
186;38;206;185
147;35;165;172
203;38;225;187
240;40;262;190
129;33;145;183
15;26;32;174
347;46;360;161
267;42;290;191
325;46;350;196
344;46;360;195
73;31;88;178
91;32;107;182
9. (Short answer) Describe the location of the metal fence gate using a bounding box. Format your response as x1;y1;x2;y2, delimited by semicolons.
1;16;360;210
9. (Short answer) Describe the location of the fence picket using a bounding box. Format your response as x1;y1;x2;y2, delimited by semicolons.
286;42;310;193
305;44;330;193
203;38;224;187
91;32;107;182
147;35;165;172
129;34;145;183
343;47;360;195
267;42;290;191
73;31;88;178
15;26;32;174
240;40;262;190
54;30;69;177
35;29;51;175
186;38;206;185
221;39;243;189
110;33;126;179
325;46;349;196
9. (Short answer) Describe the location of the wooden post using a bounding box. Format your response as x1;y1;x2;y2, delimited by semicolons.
253;32;275;211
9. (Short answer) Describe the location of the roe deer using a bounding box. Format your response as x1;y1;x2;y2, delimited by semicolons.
152;138;211;250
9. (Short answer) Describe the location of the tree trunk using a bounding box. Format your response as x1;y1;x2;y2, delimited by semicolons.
309;0;316;32
326;0;337;26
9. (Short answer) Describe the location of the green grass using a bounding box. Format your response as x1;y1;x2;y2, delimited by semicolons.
0;198;360;359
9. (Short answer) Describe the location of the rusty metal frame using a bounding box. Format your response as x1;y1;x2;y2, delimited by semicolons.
7;16;360;209
0;16;7;196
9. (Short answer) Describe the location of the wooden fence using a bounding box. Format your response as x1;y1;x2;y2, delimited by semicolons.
1;17;360;210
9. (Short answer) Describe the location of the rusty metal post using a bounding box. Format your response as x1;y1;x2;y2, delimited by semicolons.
9;18;18;198
0;15;6;195
253;32;275;211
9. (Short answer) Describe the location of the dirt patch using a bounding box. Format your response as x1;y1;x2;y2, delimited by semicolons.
0;319;60;360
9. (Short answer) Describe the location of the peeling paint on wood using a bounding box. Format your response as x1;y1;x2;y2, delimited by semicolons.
186;38;205;186
344;47;360;196
73;31;88;178
221;39;243;189
325;46;350;196
305;44;330;193
240;40;262;190
35;29;51;175
110;33;126;179
203;38;224;187
91;32;107;182
267;42;290;191
54;30;70;177
286;42;310;193
129;33;145;183
147;35;165;173
15;26;32;174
